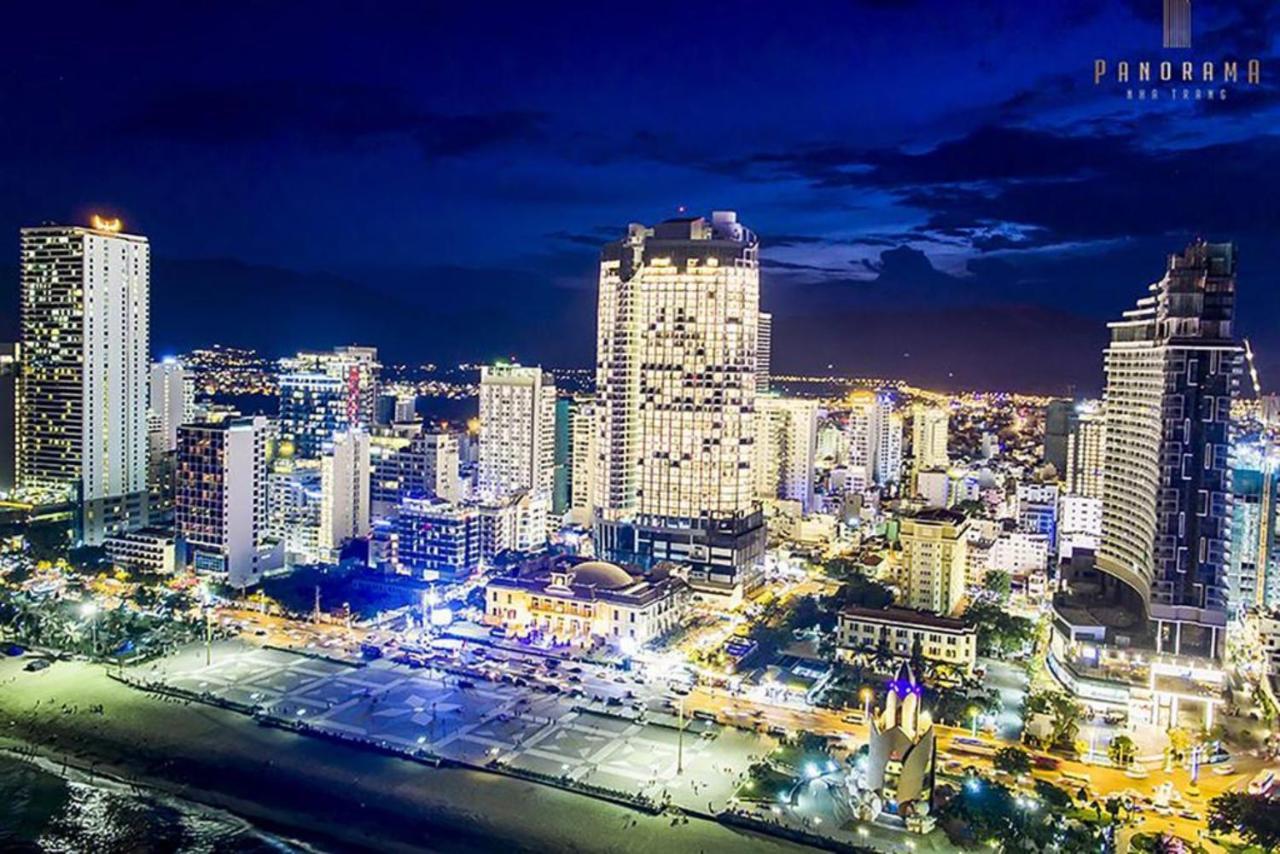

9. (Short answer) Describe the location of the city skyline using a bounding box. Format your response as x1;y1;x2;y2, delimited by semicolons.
2;1;1278;392
2;5;1279;853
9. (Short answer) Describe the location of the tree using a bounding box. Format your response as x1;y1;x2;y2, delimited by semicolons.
992;746;1032;776
1048;693;1082;751
1167;727;1192;762
909;634;926;673
1032;780;1073;811
1208;791;1280;850
962;600;1034;658
1107;734;1137;767
983;569;1012;603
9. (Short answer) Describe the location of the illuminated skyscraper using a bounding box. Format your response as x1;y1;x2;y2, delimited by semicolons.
593;212;764;596
911;405;948;473
0;344;16;493
176;416;275;588
1064;402;1106;499
149;358;194;452
849;391;902;488
1227;441;1280;613
319;429;371;559
18;220;150;542
755;396;818;513
477;363;557;500
283;346;380;427
1097;241;1241;658
567;395;598;526
756;311;772;393
278;372;348;459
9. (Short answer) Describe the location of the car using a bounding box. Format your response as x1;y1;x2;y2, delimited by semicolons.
254;629;267;636
457;679;476;689
1211;764;1236;776
1178;809;1200;821
23;659;50;672
4;644;25;657
842;712;865;724
606;696;623;707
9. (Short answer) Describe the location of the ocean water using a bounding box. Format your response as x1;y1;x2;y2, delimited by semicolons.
0;754;320;854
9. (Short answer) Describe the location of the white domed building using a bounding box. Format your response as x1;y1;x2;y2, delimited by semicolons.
485;555;690;650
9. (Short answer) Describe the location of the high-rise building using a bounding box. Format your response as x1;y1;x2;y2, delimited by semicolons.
1097;241;1241;658
268;462;323;565
553;397;571;516
1064;402;1106;499
175;416;276;588
911;405;948;473
278;372;348;459
283;346;380;427
149;358;194;452
756;311;772;394
567;395;598;526
0;344;17;493
899;508;969;616
18;220;150;542
319;429;371;559
1043;398;1075;477
755;396;818;513
849;391;903;488
1058;493;1103;561
593;212;764;597
1227;441;1280;613
477;363;556;500
370;430;460;520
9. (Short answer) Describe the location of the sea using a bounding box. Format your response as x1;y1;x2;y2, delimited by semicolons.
0;753;322;854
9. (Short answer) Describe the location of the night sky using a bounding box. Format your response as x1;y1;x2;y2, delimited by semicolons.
2;0;1277;393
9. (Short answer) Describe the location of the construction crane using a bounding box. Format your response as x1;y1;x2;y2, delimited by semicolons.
1244;338;1275;608
1245;338;1263;398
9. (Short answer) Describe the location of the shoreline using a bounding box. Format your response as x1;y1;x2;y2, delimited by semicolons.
0;657;812;853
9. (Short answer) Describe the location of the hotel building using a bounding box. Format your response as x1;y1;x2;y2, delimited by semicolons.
319;429;370;560
477;363;557;500
593;212;765;598
754;395;819;513
910;405;948;474
18;220;151;542
899;508;969;616
175;416;277;588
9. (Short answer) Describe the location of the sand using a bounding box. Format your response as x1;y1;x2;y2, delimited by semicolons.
0;656;814;853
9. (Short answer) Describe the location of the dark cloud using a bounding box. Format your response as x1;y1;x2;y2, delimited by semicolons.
119;81;544;158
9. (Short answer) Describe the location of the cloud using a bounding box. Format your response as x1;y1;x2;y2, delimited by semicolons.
118;81;544;158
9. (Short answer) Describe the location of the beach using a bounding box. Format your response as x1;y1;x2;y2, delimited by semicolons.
0;656;812;853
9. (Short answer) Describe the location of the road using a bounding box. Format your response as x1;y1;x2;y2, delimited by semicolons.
215;604;1263;846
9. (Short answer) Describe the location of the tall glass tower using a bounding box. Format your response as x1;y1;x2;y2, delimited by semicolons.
1097;241;1241;659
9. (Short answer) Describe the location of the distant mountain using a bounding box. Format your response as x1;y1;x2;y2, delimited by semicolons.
0;258;1127;394
773;304;1108;396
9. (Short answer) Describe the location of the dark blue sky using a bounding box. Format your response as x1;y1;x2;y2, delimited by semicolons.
2;0;1277;392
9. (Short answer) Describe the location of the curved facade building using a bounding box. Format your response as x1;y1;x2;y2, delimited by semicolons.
1097;241;1240;659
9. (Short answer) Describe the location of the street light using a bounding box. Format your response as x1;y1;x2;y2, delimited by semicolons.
860;687;873;721
677;696;685;775
968;705;981;738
